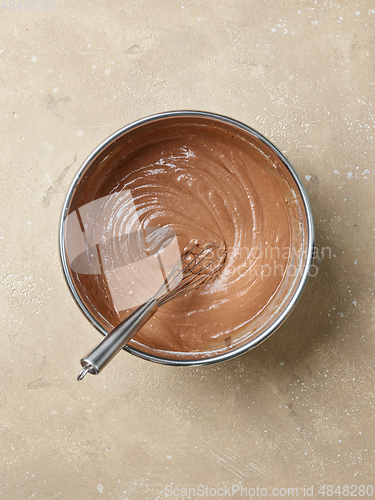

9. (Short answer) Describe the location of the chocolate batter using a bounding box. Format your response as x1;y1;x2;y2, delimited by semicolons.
65;116;309;360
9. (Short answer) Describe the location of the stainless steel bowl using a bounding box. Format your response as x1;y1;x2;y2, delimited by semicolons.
60;111;314;366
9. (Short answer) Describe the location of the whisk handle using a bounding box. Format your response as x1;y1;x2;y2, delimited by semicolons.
77;298;158;380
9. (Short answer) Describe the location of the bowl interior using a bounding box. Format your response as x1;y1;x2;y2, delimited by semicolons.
61;112;313;365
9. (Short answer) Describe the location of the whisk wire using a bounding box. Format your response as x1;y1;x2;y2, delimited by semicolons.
152;244;195;300
156;244;222;306
158;263;221;306
160;244;215;295
154;244;216;301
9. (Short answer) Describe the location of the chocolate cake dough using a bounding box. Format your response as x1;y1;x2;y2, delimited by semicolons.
66;118;308;360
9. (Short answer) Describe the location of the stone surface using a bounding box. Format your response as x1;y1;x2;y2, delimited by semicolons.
0;1;374;498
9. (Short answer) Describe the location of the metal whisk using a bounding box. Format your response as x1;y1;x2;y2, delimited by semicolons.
77;243;225;380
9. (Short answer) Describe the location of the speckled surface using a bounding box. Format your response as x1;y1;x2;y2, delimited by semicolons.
1;1;374;499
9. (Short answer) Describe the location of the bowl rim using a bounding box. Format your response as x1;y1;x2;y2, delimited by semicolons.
59;110;315;366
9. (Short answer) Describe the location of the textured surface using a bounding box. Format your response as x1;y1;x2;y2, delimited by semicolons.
1;1;374;498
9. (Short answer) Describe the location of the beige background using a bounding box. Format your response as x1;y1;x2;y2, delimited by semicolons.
1;1;374;499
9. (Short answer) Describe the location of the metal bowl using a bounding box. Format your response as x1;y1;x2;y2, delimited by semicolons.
60;111;314;366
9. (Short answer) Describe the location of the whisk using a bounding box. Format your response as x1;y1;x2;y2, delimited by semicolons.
77;243;225;380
